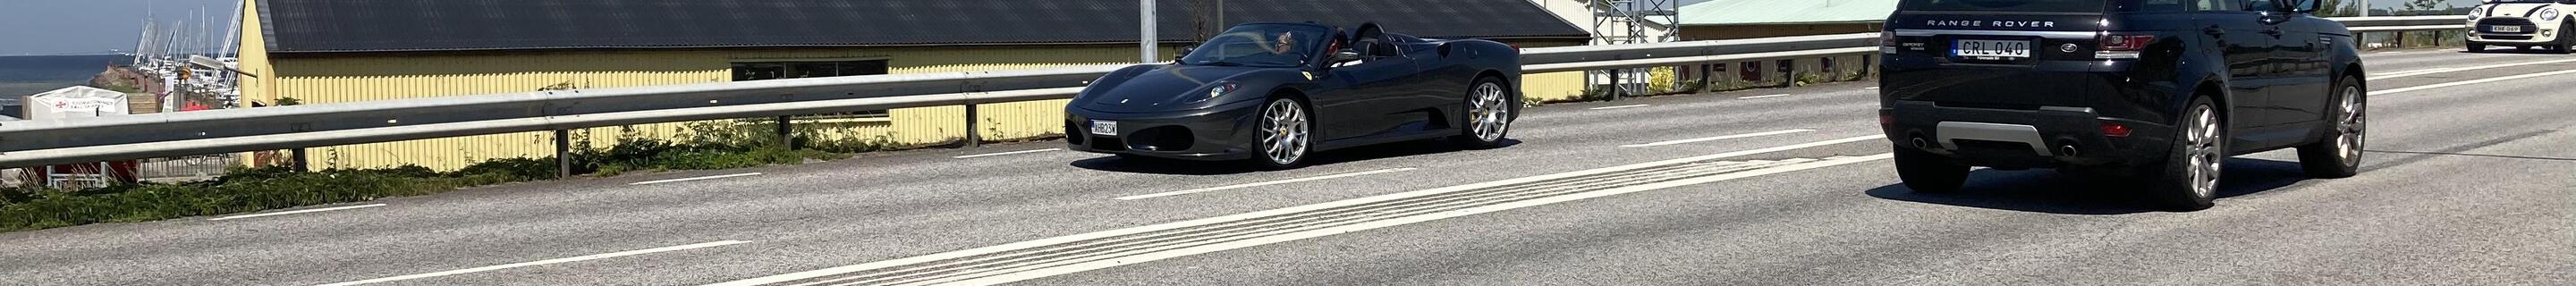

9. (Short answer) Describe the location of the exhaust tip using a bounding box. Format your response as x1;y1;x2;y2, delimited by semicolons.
2058;145;2080;156
1910;138;1931;149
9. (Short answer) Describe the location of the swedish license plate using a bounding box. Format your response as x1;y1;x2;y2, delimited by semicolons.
1089;120;1117;136
1953;39;2032;60
2493;26;2524;33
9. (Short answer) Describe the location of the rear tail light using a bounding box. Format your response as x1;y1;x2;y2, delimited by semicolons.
2096;34;2154;59
1879;32;1899;55
2101;122;2133;138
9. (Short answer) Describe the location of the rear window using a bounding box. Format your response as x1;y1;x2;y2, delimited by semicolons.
1900;0;2124;13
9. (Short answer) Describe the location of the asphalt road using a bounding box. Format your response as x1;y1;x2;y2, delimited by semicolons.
3;48;2571;286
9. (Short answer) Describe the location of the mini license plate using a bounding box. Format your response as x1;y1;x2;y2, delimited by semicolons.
2493;26;2525;33
1953;39;2032;60
1089;120;1118;136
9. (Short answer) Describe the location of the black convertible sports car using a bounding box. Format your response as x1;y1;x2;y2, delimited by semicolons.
1066;22;1524;168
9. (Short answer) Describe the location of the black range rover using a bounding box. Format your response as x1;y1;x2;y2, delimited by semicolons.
1879;0;2368;211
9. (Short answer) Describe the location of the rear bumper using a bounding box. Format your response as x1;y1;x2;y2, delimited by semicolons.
1064;99;1266;161
1881;101;2174;169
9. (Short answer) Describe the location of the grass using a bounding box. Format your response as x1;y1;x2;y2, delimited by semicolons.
0;119;878;232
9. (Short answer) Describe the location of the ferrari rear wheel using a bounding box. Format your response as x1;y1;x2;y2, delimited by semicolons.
1253;97;1312;169
1453;77;1514;149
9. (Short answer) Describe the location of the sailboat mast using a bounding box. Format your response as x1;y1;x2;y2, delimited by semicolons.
221;0;243;59
134;21;153;64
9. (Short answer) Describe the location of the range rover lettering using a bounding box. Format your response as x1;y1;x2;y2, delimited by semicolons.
1880;0;2368;211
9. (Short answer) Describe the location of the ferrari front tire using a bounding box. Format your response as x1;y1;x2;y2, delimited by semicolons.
1453;77;1515;149
1250;97;1313;170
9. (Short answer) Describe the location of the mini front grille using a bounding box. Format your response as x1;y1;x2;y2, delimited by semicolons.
2481;18;2537;26
2488;35;2536;40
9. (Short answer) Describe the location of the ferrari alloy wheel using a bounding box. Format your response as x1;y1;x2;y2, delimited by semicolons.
1258;97;1311;167
1454;77;1514;148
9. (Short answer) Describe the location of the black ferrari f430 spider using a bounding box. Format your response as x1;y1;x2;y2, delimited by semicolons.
1065;22;1525;169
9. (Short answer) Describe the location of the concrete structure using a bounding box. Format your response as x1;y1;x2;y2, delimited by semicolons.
231;0;1588;171
1664;0;1895;93
1528;0;1679;45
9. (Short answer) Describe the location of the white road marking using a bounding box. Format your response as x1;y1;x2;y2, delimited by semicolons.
703;135;1887;286
953;148;1062;159
1739;94;1794;99
630;172;764;186
1863;87;1880;90
1621;129;1816;147
2376;51;2405;55
1589;105;1651;110
2370;58;2576;80
208;204;387;221
319;240;750;286
2376;69;2576;96
1114;168;1419;200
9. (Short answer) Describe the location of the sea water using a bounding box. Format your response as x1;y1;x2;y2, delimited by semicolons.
0;55;135;105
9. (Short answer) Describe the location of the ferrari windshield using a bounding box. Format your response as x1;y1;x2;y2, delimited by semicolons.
1180;24;1331;68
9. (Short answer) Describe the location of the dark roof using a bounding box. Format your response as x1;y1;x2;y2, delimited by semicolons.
258;0;1590;54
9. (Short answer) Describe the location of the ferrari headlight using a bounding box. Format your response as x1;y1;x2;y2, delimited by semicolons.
2544;9;2563;21
1206;82;1240;100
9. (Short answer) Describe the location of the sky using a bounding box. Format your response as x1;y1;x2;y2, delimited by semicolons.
0;0;241;56
0;0;2489;56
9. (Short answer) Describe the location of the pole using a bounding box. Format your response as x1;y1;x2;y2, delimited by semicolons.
964;104;983;147
290;147;308;172
1142;0;1158;63
554;129;572;178
775;115;794;149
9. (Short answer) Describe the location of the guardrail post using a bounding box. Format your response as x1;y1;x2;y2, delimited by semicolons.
554;129;572;179
964;104;982;147
775;115;794;149
290;148;309;172
1606;70;1623;101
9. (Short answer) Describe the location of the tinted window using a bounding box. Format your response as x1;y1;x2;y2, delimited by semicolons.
2129;0;2185;12
2190;0;2240;12
2245;0;2277;12
1901;0;2115;13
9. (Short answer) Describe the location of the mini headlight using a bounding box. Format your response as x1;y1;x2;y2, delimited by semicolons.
2471;7;2487;20
2544;9;2563;21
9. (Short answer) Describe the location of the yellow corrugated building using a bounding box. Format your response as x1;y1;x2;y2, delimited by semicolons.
235;0;1590;170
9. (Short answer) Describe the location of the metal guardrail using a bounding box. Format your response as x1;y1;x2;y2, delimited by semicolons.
0;16;2468;169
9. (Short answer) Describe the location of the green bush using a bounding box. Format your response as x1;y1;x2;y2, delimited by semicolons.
3;118;873;231
0;168;462;231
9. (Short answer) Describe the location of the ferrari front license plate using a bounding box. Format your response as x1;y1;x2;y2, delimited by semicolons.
1953;39;2031;60
2494;26;2524;33
1089;120;1117;136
